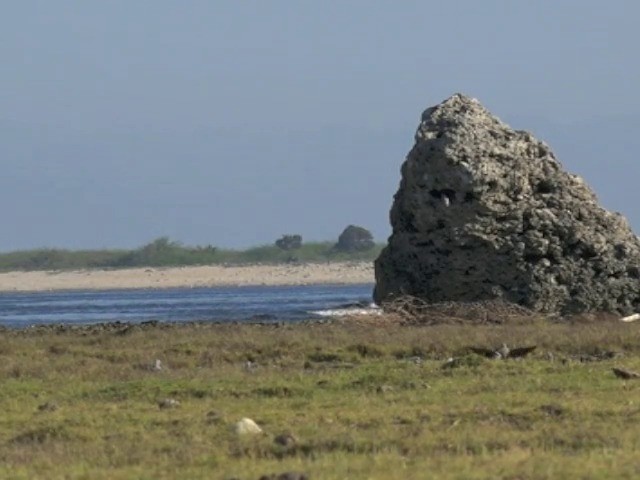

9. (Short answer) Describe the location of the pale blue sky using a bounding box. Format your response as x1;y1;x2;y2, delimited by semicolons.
1;1;639;250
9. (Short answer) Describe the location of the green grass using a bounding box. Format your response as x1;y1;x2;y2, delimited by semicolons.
1;318;640;479
0;237;385;272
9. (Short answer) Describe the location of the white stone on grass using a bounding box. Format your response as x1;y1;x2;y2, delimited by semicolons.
158;398;180;409
234;417;263;435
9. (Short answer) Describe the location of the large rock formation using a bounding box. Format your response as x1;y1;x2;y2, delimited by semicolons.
374;94;640;315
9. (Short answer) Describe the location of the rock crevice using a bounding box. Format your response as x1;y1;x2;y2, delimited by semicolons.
374;94;640;315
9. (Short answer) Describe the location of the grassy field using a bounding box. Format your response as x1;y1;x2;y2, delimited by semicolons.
1;317;640;479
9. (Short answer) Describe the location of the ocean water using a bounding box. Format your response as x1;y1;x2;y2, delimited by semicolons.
0;284;377;328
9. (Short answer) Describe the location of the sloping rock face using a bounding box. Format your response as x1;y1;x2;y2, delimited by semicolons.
374;94;640;315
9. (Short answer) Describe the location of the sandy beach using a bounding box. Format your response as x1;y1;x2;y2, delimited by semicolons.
0;262;374;292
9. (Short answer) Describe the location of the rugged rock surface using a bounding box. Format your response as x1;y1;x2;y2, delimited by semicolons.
374;94;640;315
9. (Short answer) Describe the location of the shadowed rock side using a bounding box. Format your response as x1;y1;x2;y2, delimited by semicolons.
374;94;640;315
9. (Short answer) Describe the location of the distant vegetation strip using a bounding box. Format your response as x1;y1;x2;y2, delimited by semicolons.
0;237;385;272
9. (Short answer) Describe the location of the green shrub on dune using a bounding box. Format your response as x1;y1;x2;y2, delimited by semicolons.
0;237;385;271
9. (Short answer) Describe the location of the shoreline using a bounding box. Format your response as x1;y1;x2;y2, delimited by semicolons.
0;261;375;293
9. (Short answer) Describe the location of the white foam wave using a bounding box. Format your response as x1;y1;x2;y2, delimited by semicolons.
310;303;381;317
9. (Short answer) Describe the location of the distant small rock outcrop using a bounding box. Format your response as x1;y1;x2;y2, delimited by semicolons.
374;93;640;315
335;225;375;252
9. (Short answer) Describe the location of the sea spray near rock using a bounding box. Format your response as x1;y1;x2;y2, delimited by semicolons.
310;302;381;318
374;94;640;314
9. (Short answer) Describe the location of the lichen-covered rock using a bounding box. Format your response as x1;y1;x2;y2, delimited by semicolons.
374;94;640;315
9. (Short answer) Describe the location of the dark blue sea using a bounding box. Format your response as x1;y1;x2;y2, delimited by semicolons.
0;284;377;328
